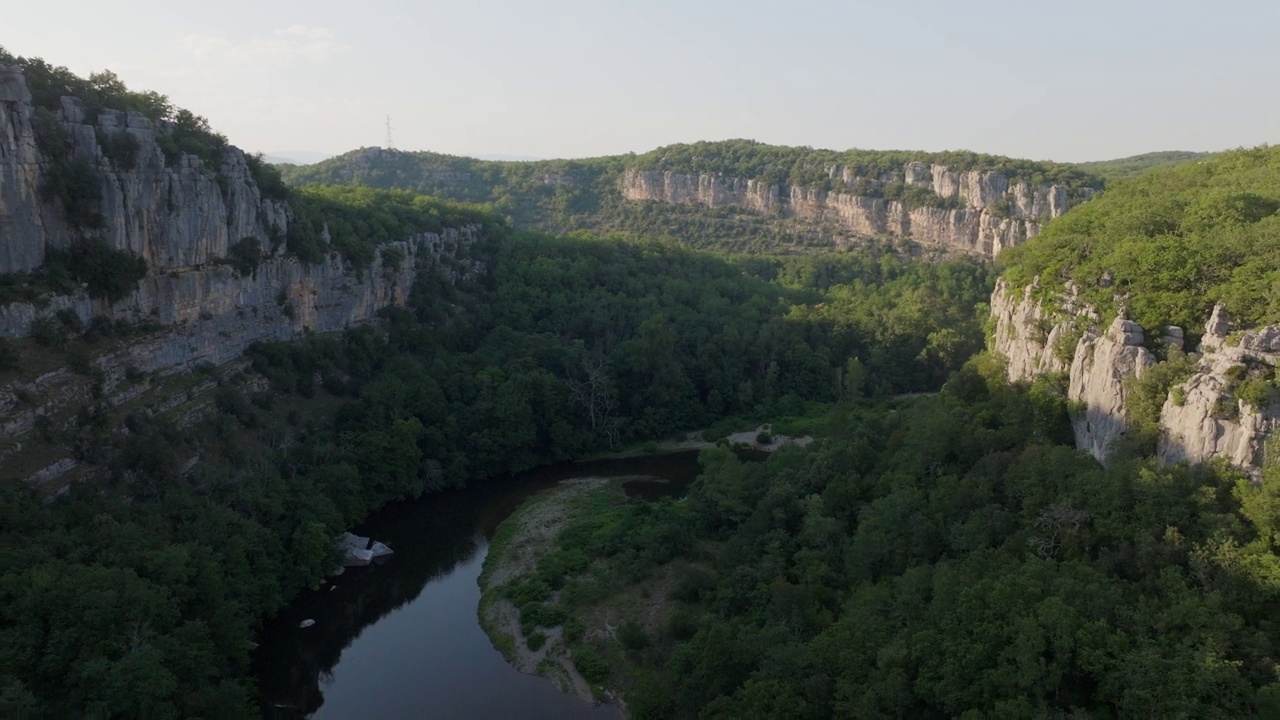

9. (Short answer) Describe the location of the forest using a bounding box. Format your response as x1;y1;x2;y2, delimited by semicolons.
2;51;1276;718
2;230;992;715
514;360;1280;718
1000;145;1280;331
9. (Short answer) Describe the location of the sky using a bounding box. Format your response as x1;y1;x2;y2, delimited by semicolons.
5;0;1277;163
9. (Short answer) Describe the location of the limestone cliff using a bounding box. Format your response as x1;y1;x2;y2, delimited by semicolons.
1159;307;1280;471
990;279;1279;477
1;60;483;352
0;63;489;488
620;164;1093;257
1;63;288;274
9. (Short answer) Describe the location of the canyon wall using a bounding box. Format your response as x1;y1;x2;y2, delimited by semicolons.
621;164;1093;257
0;64;487;488
0;64;289;274
990;279;1279;477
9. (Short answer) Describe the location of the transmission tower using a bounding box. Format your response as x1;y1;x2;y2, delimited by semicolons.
385;115;394;150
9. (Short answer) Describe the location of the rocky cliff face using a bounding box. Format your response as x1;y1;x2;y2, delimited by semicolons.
990;279;1279;477
0;64;288;274
1;61;482;350
1159;308;1280;471
0;64;488;488
621;164;1092;257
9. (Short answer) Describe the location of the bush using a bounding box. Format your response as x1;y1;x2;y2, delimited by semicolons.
506;578;552;609
381;246;405;272
1237;379;1277;411
525;630;547;652
246;153;289;200
30;317;70;349
96;128;141;171
45;240;147;302
571;644;610;685
226;237;263;277
39;156;103;229
618;620;650;651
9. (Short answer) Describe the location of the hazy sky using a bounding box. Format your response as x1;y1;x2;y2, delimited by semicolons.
6;0;1277;162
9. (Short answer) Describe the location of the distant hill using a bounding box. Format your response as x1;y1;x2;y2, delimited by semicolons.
468;153;544;162
280;141;1101;254
1075;150;1210;183
263;151;334;166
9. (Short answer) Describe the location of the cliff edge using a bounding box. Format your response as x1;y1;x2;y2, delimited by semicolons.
991;279;1279;477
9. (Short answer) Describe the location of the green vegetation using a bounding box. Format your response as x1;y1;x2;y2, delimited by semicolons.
1000;146;1280;331
287;185;500;267
45;239;147;302
1120;349;1199;456
517;359;1280;718
279;141;1104;253
223;238;263;277
1076;150;1210;183
633;139;1099;191
10;53;227;172
3;230;991;715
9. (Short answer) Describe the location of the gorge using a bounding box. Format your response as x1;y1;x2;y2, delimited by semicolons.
2;49;1277;719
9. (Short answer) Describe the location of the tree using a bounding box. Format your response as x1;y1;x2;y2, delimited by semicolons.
842;357;866;401
568;355;620;447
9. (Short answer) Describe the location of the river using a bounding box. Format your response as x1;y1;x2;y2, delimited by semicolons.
253;450;726;719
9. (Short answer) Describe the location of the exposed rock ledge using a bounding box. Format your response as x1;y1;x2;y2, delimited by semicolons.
990;278;1278;477
620;165;1094;257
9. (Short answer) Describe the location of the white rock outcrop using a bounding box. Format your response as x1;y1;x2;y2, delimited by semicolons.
1158;307;1280;472
1068;317;1156;461
990;278;1278;478
620;163;1094;258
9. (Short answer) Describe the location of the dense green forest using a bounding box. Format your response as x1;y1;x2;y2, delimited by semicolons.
1000;146;1280;331
2;229;992;715
509;361;1280;718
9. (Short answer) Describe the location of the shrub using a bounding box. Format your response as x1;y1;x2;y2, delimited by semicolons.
30;317;69;349
1213;397;1240;421
381;246;405;272
1053;325;1083;364
563;616;585;644
526;630;547;652
571;644;610;685
45;240;147;302
618;621;650;651
39;156;103;229
246;153;289;200
756;431;773;445
226;237;263;277
506;578;552;608
1237;379;1277;411
96;128;141;171
65;345;94;375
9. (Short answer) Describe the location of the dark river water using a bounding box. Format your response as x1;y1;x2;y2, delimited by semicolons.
254;450;728;719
